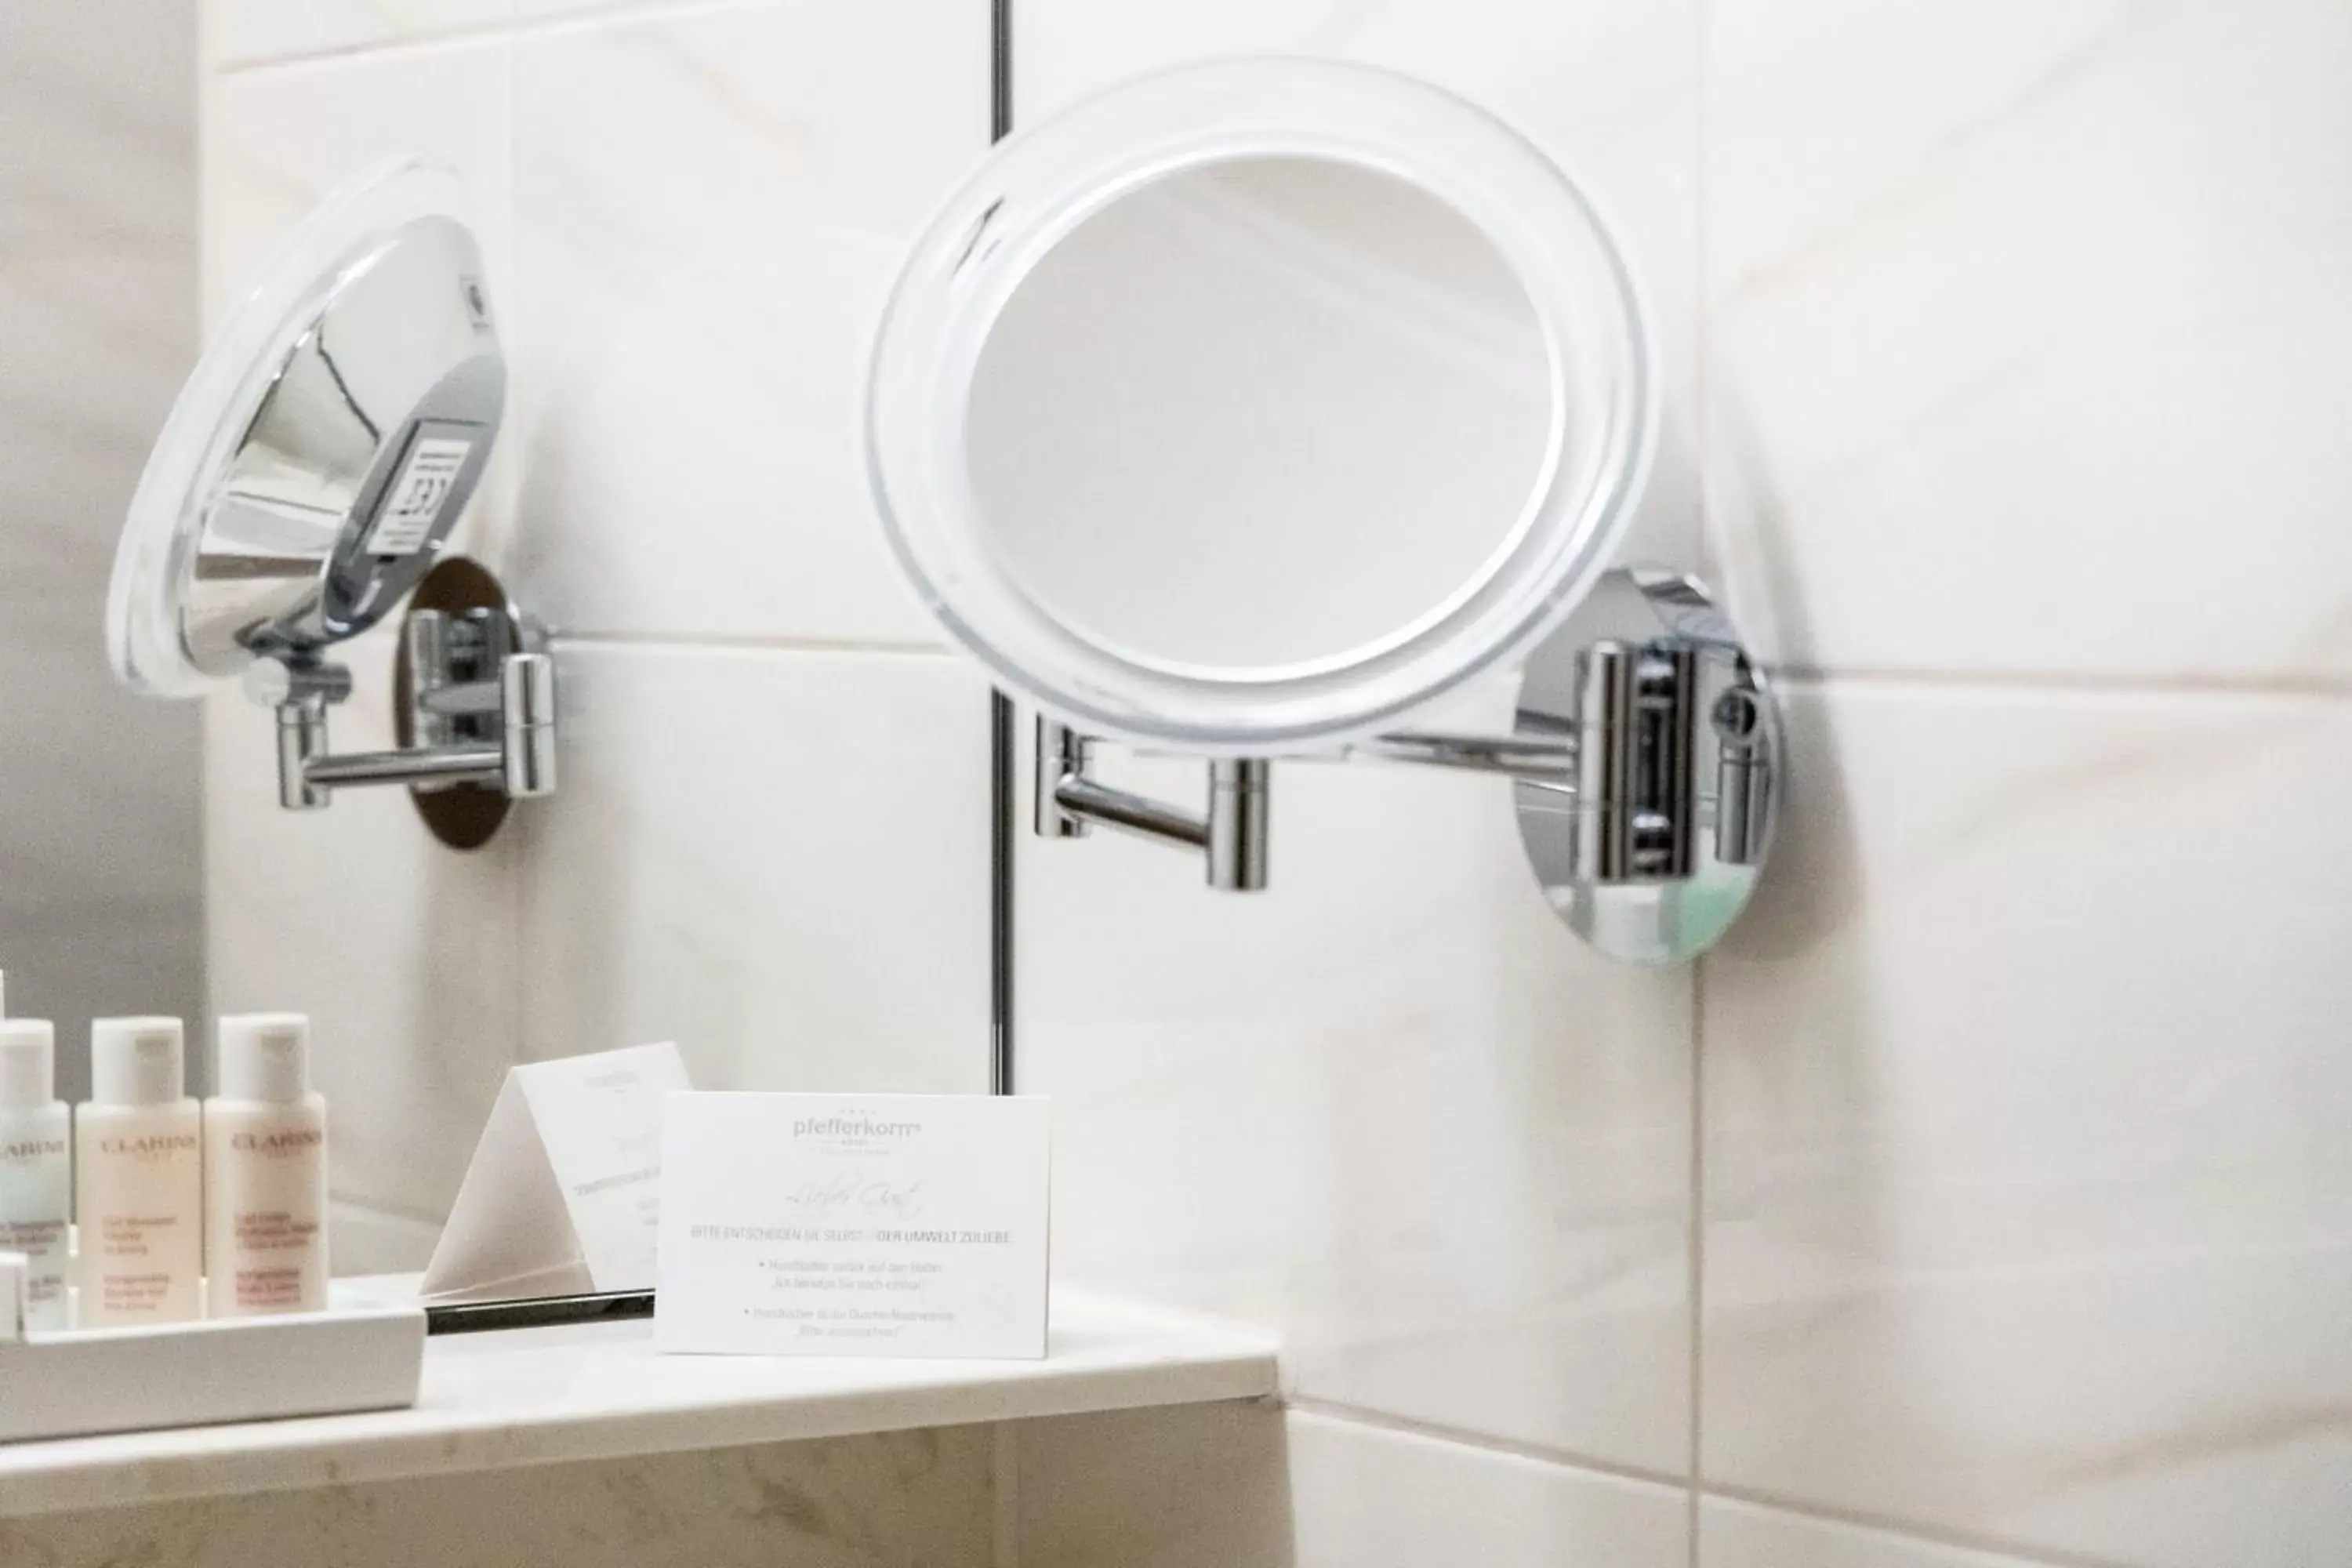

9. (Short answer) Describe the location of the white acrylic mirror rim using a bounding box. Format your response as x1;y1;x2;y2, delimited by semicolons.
867;58;1660;753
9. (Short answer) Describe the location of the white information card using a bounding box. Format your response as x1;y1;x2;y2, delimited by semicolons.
655;1093;1049;1359
421;1042;691;1302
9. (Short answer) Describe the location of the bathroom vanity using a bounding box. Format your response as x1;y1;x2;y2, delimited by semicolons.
0;1283;1276;1563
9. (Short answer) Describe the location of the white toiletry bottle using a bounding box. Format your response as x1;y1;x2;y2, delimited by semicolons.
77;1017;203;1325
0;1021;72;1330
203;1013;328;1316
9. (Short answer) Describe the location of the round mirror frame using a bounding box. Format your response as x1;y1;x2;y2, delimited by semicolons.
108;162;557;848
868;58;1660;753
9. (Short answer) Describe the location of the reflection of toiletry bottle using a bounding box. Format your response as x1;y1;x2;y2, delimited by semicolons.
203;1013;327;1316
0;1022;71;1330
0;1250;24;1344
77;1018;203;1326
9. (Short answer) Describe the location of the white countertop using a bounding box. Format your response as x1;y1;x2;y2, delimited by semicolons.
0;1287;1278;1518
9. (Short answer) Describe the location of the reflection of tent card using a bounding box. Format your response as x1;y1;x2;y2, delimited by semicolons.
422;1044;691;1302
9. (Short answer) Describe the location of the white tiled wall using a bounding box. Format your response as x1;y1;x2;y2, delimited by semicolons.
0;2;204;1094
198;0;2352;1563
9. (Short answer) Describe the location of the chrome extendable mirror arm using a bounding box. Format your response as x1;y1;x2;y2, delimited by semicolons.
1028;567;1785;966
266;648;556;811
1036;721;1272;891
249;557;558;848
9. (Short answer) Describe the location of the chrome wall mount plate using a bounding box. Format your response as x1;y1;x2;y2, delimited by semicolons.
1511;568;1780;966
863;61;1784;964
387;557;553;851
107;160;556;846
1033;566;1780;964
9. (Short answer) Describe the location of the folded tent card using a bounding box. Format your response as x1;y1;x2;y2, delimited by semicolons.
422;1042;691;1301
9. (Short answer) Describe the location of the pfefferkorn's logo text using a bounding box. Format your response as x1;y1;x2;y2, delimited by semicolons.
793;1116;921;1139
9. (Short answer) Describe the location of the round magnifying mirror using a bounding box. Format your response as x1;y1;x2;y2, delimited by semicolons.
108;160;505;698
868;60;1656;752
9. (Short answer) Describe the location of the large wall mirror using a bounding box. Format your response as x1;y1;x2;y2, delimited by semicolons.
1;11;205;1094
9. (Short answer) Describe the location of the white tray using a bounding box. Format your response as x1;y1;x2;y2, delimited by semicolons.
0;1308;425;1444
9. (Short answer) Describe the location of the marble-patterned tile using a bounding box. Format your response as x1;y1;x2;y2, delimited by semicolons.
506;1;987;644
1009;9;1704;1474
1014;0;1701;567
1287;1409;1689;1568
1019;676;1695;1475
517;644;992;1095
0;1425;993;1568
205;629;522;1225
1015;1402;1294;1568
1702;0;2352;683
1015;1403;1690;1568
0;2;194;239
1700;1497;2060;1568
1702;682;2352;1568
203;0;510;71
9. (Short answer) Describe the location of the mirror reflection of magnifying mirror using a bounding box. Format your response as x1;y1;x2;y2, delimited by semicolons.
108;161;505;700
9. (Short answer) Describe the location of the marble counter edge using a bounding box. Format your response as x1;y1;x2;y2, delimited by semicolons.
0;1288;1279;1518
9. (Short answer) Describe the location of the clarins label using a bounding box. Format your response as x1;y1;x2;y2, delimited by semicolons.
98;1133;198;1157
0;1138;65;1161
231;1129;324;1154
656;1092;1049;1360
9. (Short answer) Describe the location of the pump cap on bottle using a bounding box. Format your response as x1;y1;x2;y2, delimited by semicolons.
90;1016;186;1105
0;1020;55;1109
216;1012;310;1102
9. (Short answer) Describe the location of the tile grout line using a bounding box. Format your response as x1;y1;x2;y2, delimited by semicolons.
1687;960;1708;1566
1291;1393;2115;1568
503;0;534;1076
1285;1396;2102;1568
535;639;2352;706
1698;1483;2128;1568
1691;0;1713;1557
1280;1396;1691;1494
546;632;954;657
990;1421;1020;1568
1769;665;2352;700
986;0;1018;1105
987;12;1022;1559
211;0;782;76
